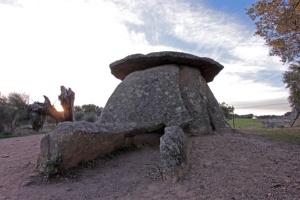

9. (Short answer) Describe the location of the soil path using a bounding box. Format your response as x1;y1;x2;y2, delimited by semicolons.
0;132;300;200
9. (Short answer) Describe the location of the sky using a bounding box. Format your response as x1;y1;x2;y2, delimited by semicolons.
0;0;292;115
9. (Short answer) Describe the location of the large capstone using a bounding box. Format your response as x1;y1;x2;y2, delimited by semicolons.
110;51;224;82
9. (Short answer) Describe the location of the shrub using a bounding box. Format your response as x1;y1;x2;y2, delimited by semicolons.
0;92;29;132
84;112;98;122
41;154;63;178
74;111;85;121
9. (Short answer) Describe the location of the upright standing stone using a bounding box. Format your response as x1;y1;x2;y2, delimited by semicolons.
179;66;213;134
160;126;189;182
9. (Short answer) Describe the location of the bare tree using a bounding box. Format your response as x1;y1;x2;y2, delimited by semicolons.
28;86;75;131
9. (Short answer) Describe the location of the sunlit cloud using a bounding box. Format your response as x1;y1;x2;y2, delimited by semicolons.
109;0;290;115
0;0;291;115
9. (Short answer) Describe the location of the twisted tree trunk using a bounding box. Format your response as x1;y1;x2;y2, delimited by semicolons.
28;86;75;131
58;86;75;121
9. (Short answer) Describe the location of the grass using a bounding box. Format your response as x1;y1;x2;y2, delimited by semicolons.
0;129;49;139
0;123;55;139
255;128;300;145
228;118;263;129
229;118;300;145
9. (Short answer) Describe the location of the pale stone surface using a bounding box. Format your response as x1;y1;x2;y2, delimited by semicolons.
98;65;192;136
179;66;213;135
110;51;224;83
160;126;189;182
100;64;230;136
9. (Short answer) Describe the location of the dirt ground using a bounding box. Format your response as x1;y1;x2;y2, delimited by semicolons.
1;131;300;200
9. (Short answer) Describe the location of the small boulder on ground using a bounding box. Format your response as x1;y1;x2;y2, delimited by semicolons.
37;122;125;175
262;121;284;128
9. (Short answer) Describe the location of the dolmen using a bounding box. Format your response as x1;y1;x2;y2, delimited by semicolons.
37;51;231;181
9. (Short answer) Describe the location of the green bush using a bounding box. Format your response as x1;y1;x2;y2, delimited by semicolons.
74;111;85;121
0;92;29;132
84;112;98;122
41;154;63;178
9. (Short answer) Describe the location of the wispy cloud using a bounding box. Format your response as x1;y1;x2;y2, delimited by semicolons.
113;0;245;52
109;0;290;115
0;0;290;115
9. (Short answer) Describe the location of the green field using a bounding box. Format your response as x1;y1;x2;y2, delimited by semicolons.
258;129;300;145
229;118;300;145
228;118;263;129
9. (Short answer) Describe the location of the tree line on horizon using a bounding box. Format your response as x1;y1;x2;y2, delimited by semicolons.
73;104;103;122
0;92;29;133
0;92;103;133
0;91;295;134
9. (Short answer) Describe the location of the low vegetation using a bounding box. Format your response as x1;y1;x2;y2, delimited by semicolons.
74;104;103;122
0;93;103;140
229;118;300;145
228;118;263;129
41;153;63;178
0;92;29;133
0;125;53;139
258;128;300;145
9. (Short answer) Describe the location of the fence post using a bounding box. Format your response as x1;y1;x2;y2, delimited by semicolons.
232;106;235;129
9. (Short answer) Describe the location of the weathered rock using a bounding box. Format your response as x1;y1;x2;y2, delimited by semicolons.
180;66;231;134
100;63;231;136
262;121;284;128
160;126;189;182
203;76;232;132
37;122;125;174
179;66;212;134
110;51;224;83
98;65;192;136
37;51;231;175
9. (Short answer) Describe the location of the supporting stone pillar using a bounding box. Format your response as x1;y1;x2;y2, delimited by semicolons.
160;126;189;182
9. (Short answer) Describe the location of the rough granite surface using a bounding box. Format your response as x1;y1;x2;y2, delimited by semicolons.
100;64;230;136
179;66;213;135
160;126;188;182
37;52;231;174
37;122;125;172
98;65;192;136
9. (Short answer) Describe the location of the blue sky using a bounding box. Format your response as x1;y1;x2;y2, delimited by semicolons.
203;0;256;16
0;0;291;115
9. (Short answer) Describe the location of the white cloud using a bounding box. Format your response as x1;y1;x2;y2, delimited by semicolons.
0;0;291;115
